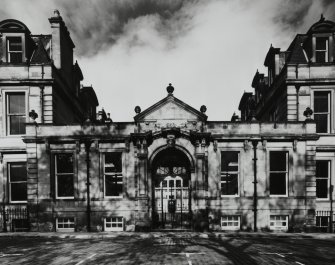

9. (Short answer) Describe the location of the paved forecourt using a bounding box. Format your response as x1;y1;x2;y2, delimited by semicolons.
0;232;334;265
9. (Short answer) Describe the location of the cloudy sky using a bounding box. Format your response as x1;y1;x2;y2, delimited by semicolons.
1;0;335;121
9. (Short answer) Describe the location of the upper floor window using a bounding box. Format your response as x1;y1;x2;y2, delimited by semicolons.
6;92;26;135
314;91;331;133
269;151;288;196
8;162;27;203
316;160;331;199
104;153;123;197
7;37;23;63
315;37;328;63
55;154;74;199
221;151;239;196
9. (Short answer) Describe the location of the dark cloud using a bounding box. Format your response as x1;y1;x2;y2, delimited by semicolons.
272;0;335;33
53;0;201;56
272;0;313;30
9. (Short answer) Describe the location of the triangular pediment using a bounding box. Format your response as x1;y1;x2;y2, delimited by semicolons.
134;95;207;124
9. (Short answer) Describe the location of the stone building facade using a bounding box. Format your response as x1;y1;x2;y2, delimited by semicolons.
239;15;335;232
0;11;98;231
0;13;333;233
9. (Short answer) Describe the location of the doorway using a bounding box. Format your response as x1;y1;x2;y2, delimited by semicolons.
151;148;192;229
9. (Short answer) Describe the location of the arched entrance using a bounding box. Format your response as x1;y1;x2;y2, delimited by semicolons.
151;147;192;229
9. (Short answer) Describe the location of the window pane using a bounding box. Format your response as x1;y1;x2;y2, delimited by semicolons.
316;37;327;50
176;180;181;187
57;174;74;197
270;173;286;195
8;94;25;114
221;152;238;171
105;175;122;196
316;161;329;178
9;163;27;181
105;153;122;172
314;114;328;133
316;52;327;63
56;154;73;173
221;174;238;195
316;179;328;198
8;37;22;50
11;183;27;201
314;92;329;112
9;52;23;63
270;152;287;171
9;116;26;135
169;180;174;188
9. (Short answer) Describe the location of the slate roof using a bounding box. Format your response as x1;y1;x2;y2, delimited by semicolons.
285;34;308;64
30;36;52;64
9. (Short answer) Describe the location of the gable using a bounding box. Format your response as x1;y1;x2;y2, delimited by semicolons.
134;94;207;124
144;101;198;121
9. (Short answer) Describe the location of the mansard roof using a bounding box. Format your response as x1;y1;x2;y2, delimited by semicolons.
264;45;280;66
134;86;207;123
30;37;52;64
286;34;308;64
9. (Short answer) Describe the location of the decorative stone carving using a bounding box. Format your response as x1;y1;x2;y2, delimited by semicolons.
213;140;218;152
166;134;175;147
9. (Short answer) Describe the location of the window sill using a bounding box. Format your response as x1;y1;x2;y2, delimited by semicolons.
221;227;240;231
5;134;26;137
105;196;123;199
56;197;75;200
221;195;239;198
269;195;288;198
9;201;27;204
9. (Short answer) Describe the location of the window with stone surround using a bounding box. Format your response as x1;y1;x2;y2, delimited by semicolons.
104;217;123;231
269;151;288;196
315;37;329;63
316;160;331;199
104;153;123;198
56;217;75;232
220;151;239;196
6;92;26;135
7;36;23;63
269;215;288;231
221;216;240;230
314;91;331;133
8;162;27;203
55;154;74;199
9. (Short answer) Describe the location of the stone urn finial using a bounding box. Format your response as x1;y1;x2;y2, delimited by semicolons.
29;110;38;122
134;106;141;114
303;107;313;120
167;83;174;94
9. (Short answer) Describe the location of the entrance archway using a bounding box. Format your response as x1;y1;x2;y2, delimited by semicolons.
151;147;192;229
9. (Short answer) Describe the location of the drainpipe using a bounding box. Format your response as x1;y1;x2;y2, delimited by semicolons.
330;184;333;233
84;140;92;232
2;187;6;232
40;86;44;123
252;140;258;232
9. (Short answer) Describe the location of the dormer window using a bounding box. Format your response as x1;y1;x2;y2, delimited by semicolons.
315;37;328;63
7;36;23;63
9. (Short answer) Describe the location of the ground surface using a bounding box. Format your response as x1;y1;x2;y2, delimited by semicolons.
0;232;334;265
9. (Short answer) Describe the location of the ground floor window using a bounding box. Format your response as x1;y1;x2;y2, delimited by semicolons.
104;217;123;231
269;215;288;231
56;217;75;232
221;215;240;230
316;216;329;229
8;162;27;202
